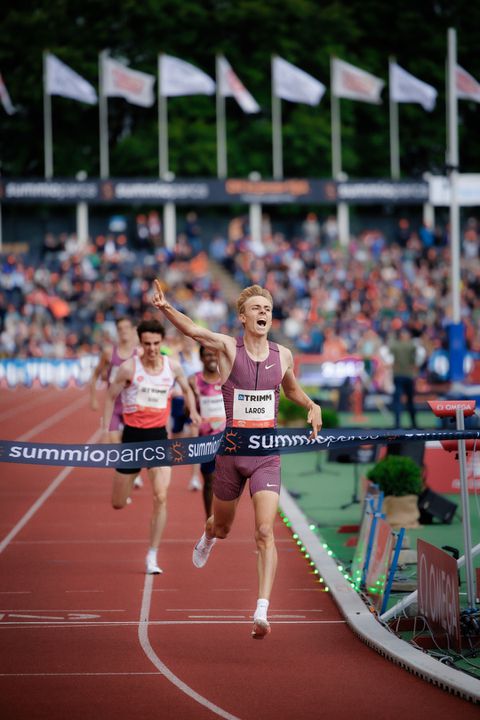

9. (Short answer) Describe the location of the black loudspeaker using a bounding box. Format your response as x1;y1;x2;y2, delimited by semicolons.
418;488;458;525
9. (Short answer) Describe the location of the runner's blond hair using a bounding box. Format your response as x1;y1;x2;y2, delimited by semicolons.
237;285;273;316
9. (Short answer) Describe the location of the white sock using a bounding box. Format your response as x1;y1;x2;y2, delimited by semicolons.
255;598;269;620
147;548;157;561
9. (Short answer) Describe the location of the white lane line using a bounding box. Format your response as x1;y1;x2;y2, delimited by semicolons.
0;390;56;423
139;574;242;720
0;672;161;677
0;620;345;629
188;615;245;619
17;393;88;441
0;428;102;556
166;608;324;612
0;591;32;595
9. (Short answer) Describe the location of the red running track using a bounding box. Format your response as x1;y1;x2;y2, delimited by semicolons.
0;387;478;720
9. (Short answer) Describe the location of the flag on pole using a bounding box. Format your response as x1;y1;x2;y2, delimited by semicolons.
45;54;97;105
218;56;259;113
0;73;16;114
272;56;325;105
389;62;437;111
332;58;384;104
456;64;480;102
102;56;155;107
159;54;215;97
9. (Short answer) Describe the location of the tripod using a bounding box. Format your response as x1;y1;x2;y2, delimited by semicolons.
340;461;361;510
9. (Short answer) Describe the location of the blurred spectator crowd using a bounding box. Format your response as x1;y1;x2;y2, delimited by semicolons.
1;210;479;392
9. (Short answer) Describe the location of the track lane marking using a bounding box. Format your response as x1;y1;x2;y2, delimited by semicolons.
139;573;242;720
0;390;60;423
16;393;88;441
0;428;102;556
0;620;346;628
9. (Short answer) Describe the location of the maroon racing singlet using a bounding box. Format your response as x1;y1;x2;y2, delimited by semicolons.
222;338;283;429
214;338;284;501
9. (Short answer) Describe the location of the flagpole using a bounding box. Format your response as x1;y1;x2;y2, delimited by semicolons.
43;51;53;179
271;56;283;179
330;57;341;179
216;55;227;179
389;58;400;179
99;49;109;178
447;27;465;383
158;54;169;178
157;54;175;250
330;57;349;246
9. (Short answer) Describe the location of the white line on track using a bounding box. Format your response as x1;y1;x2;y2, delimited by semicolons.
139;573;242;720
0;390;59;423
0;672;161;677
0;620;344;629
0;428;102;556
17;393;88;441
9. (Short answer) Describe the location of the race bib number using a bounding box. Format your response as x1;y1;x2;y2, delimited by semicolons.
232;388;275;428
137;383;168;410
200;395;226;427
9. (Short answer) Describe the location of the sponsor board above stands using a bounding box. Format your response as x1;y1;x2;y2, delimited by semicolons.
0;357;98;388
0;177;434;205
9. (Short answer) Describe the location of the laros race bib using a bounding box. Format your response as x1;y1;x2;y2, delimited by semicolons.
232;388;275;428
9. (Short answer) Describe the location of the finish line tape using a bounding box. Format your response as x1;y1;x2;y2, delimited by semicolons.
0;427;479;470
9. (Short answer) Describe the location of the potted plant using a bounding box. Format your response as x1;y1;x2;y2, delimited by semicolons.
367;455;423;529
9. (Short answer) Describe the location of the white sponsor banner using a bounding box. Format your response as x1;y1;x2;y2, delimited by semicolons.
160;54;215;97
272;56;325;106
218;56;259;113
390;62;437;111
429;174;480;206
102;56;155;107
332;58;384;104
46;54;97;105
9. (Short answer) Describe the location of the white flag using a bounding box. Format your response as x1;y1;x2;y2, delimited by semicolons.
456;64;480;103
160;54;215;97
46;54;97;105
218;56;259;113
389;62;436;111
272;56;325;106
0;73;16;114
332;58;384;104
102;56;155;107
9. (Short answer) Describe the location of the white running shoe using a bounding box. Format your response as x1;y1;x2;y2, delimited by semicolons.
133;476;143;489
188;475;202;491
192;533;216;568
145;555;163;575
252;616;271;639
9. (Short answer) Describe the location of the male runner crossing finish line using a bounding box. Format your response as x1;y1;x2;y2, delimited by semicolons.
152;280;322;638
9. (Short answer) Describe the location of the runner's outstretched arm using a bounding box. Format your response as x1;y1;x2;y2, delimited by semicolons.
152;279;230;354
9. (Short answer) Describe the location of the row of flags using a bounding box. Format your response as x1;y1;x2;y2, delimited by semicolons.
2;51;480;115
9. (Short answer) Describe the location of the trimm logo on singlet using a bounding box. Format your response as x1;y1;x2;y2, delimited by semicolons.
233;388;275;428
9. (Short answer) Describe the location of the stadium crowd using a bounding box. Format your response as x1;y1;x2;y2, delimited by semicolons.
0;211;479;391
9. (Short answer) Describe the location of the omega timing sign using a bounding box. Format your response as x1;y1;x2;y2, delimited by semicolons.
417;539;461;651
